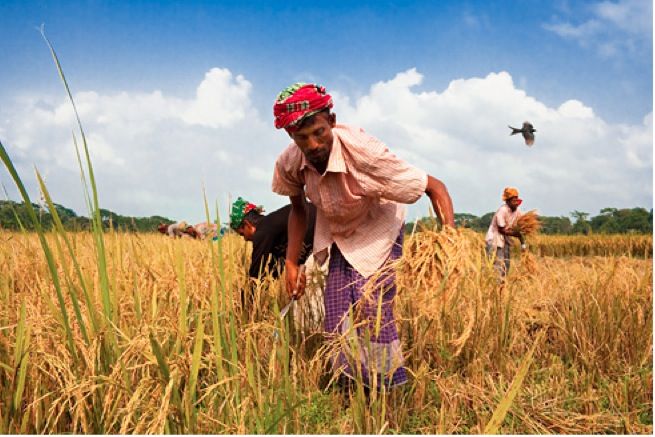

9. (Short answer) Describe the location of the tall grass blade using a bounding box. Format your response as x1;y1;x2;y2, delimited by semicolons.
149;333;171;382
39;27;114;332
175;247;188;354
484;330;545;434
1;184;26;233
36;170;92;343
187;311;204;431
0;139;77;361
71;133;93;218
12;312;30;415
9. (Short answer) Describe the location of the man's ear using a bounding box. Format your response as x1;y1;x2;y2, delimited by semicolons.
329;112;336;127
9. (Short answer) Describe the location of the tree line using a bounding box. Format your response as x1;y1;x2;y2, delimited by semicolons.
0;200;174;232
1;200;652;235
406;207;653;235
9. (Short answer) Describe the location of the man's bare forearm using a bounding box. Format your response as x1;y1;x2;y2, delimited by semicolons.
425;175;455;227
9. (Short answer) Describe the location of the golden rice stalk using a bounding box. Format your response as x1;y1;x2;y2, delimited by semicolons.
398;226;481;295
514;210;541;236
520;251;539;275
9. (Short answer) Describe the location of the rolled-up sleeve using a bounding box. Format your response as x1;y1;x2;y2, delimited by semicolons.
349;130;427;204
271;146;305;196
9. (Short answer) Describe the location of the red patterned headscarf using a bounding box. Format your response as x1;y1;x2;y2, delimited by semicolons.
273;83;333;132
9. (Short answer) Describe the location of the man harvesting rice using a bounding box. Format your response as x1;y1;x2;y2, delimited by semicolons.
271;83;455;390
485;187;527;278
230;197;316;280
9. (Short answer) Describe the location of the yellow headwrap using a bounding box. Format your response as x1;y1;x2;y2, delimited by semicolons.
502;187;519;201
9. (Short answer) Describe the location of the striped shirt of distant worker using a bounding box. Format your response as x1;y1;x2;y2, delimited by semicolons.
270;82;455;391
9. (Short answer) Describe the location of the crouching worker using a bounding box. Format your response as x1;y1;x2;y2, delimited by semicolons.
230;197;316;304
157;221;199;239
271;83;455;392
485;187;526;278
194;222;218;240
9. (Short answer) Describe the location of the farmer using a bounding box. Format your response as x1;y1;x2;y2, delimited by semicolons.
157;221;198;239
230;197;316;280
485;187;527;278
271;83;455;390
193;222;218;240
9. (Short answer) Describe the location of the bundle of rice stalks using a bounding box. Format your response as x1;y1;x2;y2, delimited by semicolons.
397;227;482;303
513;210;541;236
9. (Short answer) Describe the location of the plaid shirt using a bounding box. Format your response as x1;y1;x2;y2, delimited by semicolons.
272;124;427;278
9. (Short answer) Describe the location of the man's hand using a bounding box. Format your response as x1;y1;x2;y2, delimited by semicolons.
285;260;307;299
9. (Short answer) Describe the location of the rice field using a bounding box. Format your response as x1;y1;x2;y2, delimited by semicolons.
528;234;652;258
0;228;651;434
0;31;652;434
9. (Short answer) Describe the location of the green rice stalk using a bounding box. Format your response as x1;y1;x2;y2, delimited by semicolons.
132;270;142;323
3;301;30;433
150;331;183;432
36;170;92;343
187;311;205;431
205;197;225;381
263;398;306;434
244;330;257;402
150;284;159;322
175;246;188;355
484;330;545;434
149;332;171;382
12;311;30;417
40;28;115;342
227;308;240;405
71;133;93;218
0;139;77;362
1;184;26;233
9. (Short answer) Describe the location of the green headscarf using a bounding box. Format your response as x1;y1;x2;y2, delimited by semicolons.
230;197;263;229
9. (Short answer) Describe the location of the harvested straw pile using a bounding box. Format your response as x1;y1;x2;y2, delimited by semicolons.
519;250;539;275
397;226;482;302
513;209;541;235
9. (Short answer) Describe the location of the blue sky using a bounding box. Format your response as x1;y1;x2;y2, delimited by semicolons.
0;0;652;222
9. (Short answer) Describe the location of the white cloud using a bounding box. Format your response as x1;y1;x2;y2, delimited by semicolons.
557;100;594;119
543;0;652;59
182;68;254;128
0;67;651;224
334;69;652;217
595;0;652;35
543;19;602;40
620;113;653;169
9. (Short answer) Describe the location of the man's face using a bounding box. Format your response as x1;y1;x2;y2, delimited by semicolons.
506;197;522;211
236;220;256;241
289;111;336;169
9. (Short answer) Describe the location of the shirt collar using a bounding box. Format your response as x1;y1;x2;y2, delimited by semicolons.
298;127;348;174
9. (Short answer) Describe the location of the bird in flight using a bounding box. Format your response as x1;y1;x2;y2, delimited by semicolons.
508;121;536;146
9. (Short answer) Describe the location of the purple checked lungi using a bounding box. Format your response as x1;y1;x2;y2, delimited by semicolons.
324;227;407;388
